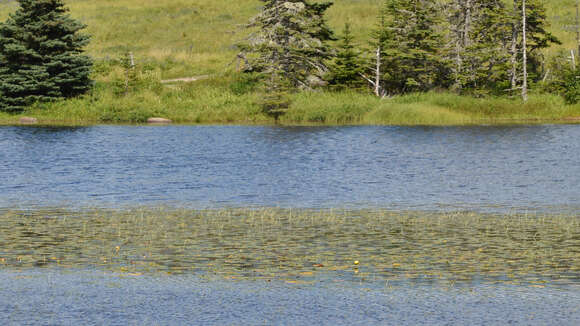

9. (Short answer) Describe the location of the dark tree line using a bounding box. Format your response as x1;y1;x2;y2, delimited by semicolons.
345;0;561;99
240;0;575;114
0;0;576;114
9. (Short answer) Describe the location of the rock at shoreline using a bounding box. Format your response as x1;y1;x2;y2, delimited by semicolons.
147;117;172;124
563;116;580;121
19;117;38;124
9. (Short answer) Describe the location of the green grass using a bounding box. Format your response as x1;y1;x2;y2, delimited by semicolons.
2;81;580;126
0;208;578;285
0;1;382;78
0;0;574;77
1;0;580;126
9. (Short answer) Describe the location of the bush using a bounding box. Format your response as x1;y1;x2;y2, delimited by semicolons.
563;70;580;104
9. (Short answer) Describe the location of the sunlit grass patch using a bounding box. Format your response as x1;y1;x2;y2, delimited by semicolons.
0;208;578;286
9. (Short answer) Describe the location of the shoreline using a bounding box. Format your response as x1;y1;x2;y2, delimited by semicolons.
1;89;579;127
1;118;579;127
2;113;580;127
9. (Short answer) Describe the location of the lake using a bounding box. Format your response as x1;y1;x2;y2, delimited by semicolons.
1;125;579;211
1;124;579;324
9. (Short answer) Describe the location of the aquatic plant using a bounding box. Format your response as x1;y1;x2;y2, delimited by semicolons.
0;208;577;286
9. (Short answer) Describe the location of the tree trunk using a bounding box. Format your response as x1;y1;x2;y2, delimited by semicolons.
464;0;474;84
463;1;472;48
510;0;518;90
454;38;462;90
577;0;580;57
453;0;472;90
522;0;528;102
375;46;381;97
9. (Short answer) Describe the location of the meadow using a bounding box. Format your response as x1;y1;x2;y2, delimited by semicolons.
1;0;580;125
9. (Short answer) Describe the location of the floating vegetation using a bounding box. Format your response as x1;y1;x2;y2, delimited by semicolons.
0;208;578;286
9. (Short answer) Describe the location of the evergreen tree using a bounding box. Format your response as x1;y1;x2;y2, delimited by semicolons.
261;70;292;121
446;0;512;93
0;0;92;112
508;0;560;93
326;23;365;91
378;0;445;94
364;5;392;96
562;67;580;104
238;0;335;89
445;0;558;95
520;0;560;81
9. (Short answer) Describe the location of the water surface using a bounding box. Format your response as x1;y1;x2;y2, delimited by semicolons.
1;125;579;211
2;125;580;324
1;270;579;325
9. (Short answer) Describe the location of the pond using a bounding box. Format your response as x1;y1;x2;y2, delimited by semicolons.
1;125;580;211
1;124;579;324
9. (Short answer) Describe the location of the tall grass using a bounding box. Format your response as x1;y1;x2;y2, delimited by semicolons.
2;82;580;125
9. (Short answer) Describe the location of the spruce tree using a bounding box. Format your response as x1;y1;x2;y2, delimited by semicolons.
238;0;335;89
0;0;92;112
520;0;560;81
364;6;394;97
378;0;444;94
446;0;512;93
508;0;560;94
326;23;365;91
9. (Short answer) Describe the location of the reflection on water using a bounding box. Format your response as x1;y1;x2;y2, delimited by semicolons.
1;125;580;211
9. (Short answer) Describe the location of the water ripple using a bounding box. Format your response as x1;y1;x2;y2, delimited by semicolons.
1;125;579;212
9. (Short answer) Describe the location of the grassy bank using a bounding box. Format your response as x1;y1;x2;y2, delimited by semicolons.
1;1;580;126
1;208;578;285
1;75;579;126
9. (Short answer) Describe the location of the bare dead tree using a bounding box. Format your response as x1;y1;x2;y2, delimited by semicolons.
510;0;519;90
522;0;528;102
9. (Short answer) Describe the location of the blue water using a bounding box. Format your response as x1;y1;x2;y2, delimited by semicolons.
1;270;579;326
1;125;579;211
2;124;580;324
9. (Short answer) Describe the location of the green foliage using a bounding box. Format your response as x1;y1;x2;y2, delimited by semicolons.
377;0;445;94
0;0;93;112
541;50;579;104
326;23;365;91
412;0;560;96
0;0;578;122
259;72;292;121
562;69;580;104
521;0;561;78
238;0;335;89
446;0;512;94
238;0;336;120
